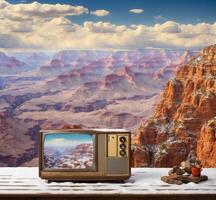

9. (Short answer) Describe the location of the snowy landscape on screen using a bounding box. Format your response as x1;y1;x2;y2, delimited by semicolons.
43;133;95;169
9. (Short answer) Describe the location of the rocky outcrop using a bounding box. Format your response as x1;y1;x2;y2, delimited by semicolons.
133;44;216;167
197;118;216;167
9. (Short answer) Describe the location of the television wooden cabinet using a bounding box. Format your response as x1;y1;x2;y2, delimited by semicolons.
0;167;215;200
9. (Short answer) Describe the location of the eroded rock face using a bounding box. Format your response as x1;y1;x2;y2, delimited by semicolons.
197;118;216;167
132;145;151;167
133;44;216;167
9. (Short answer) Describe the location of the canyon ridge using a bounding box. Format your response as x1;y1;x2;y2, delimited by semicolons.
133;44;216;167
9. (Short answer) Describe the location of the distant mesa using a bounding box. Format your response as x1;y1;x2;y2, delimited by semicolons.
25;52;50;67
0;51;29;74
46;68;99;89
39;58;73;76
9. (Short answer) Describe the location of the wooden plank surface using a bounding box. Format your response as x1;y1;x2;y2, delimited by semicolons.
0;167;215;199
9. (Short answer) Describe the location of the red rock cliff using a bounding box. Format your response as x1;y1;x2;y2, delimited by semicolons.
197;118;216;167
133;44;216;167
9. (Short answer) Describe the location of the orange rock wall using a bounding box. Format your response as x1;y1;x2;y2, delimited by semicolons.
133;44;216;167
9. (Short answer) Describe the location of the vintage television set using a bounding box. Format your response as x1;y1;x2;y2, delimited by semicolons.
39;129;131;181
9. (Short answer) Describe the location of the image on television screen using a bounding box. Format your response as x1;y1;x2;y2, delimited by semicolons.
43;133;95;170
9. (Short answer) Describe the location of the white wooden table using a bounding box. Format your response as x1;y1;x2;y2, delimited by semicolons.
0;167;215;200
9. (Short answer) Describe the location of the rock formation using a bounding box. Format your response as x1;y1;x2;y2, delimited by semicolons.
133;44;216;167
197;118;216;167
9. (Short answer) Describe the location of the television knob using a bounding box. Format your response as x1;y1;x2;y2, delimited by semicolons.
120;143;126;149
119;136;126;143
119;150;126;156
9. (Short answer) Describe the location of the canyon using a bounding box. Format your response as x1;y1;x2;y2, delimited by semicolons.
0;48;196;166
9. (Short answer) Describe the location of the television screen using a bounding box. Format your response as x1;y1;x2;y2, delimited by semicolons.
43;133;96;170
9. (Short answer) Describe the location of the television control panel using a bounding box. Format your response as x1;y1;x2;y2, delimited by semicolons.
107;134;129;157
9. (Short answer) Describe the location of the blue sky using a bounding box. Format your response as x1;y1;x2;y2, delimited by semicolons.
45;133;93;142
44;133;93;148
8;0;216;25
1;0;216;50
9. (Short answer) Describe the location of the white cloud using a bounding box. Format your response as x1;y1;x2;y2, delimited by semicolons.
84;21;126;33
0;33;24;48
45;138;91;148
129;9;144;14
90;9;110;17
0;0;9;9
0;0;88;21
154;21;181;33
48;138;65;144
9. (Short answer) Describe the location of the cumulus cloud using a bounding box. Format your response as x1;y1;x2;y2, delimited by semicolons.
154;21;181;33
0;1;216;51
0;0;9;9
84;21;126;33
90;9;110;17
45;138;91;148
129;9;144;14
0;0;88;21
0;33;27;48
